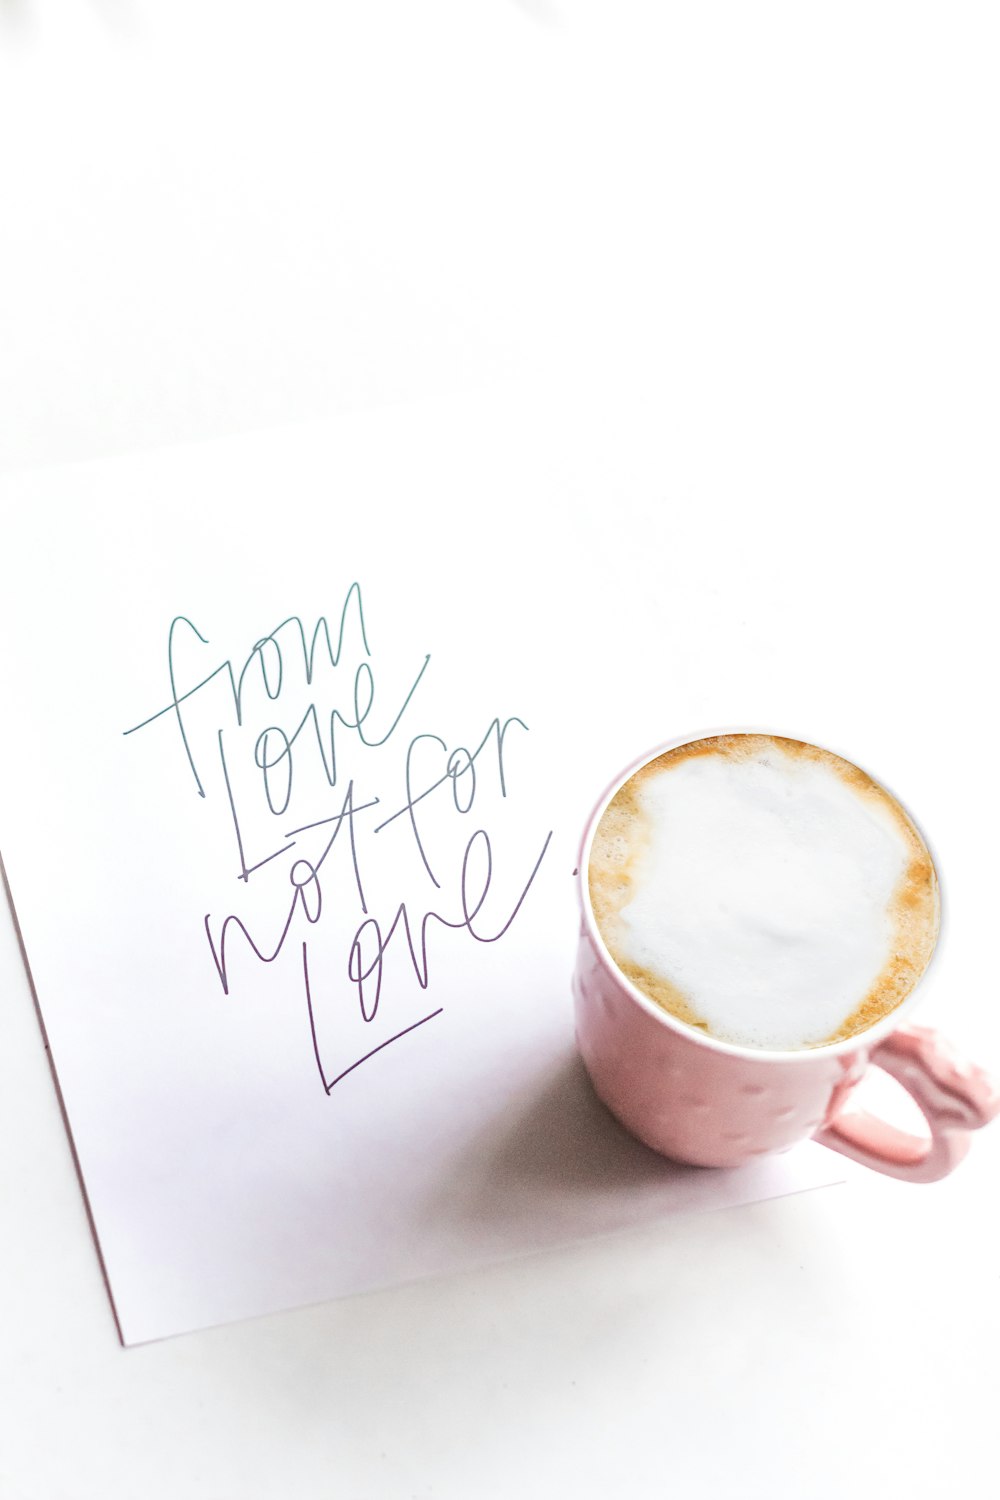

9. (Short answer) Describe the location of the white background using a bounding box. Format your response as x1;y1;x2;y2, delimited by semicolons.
1;4;998;1498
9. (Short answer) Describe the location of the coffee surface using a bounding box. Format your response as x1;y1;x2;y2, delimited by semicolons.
588;735;939;1051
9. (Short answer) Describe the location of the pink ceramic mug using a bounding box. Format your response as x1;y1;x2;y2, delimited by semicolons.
572;733;1000;1183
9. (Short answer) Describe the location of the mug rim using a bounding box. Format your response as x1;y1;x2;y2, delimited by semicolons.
577;726;944;1065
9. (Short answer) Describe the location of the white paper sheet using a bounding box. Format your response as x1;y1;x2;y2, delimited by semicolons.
0;386;845;1344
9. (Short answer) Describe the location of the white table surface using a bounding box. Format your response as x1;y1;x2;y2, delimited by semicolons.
2;5;998;1497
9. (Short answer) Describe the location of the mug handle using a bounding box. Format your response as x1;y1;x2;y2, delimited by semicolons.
814;1024;1000;1183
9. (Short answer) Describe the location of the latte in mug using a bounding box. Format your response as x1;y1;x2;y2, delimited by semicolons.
588;734;939;1052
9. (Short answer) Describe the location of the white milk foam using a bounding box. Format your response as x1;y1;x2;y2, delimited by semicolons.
606;744;915;1050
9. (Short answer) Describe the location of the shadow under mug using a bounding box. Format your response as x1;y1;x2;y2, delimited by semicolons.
572;733;1000;1183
